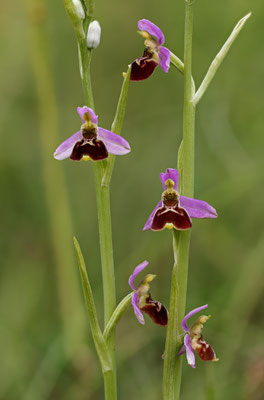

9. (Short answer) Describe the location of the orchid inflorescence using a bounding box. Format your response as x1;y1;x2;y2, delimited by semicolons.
59;4;249;397
55;16;219;369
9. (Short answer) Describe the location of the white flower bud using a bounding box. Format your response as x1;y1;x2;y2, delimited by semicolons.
72;0;85;20
87;21;101;49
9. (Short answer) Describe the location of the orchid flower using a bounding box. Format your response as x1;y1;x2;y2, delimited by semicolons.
130;19;171;81
54;106;131;161
143;168;217;231
128;261;168;326
178;304;219;368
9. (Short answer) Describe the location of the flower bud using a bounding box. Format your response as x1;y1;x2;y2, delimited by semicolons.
72;0;85;20
87;21;101;49
64;0;85;39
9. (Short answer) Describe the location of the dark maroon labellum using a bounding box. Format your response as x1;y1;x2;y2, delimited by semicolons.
130;48;158;81
195;337;217;361
151;206;192;231
140;296;168;326
70;139;108;161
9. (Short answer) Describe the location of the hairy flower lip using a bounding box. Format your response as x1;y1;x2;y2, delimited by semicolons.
128;261;168;326
143;168;218;231
53;106;131;161
130;19;171;81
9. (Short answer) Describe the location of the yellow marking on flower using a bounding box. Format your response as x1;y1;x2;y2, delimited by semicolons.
137;274;156;298
165;223;174;230
122;72;127;78
165;178;175;190
137;30;151;40
82;112;92;122
82;156;91;161
143;274;156;285
190;315;210;337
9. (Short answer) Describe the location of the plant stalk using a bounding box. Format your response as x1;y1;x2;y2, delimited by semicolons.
78;29;117;400
163;1;196;398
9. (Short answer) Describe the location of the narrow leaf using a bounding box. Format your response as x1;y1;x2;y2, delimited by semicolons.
73;237;112;372
103;293;133;343
193;12;251;105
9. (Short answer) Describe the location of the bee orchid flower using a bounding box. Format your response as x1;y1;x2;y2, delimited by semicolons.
130;19;171;81
178;304;219;368
128;261;168;326
143;168;217;231
54;106;131;161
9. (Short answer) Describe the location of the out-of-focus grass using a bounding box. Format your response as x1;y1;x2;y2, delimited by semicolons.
0;0;263;399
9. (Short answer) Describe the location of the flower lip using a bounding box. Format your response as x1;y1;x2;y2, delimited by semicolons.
130;55;158;81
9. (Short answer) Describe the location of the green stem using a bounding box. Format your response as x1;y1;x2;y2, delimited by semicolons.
170;52;184;74
102;65;131;187
163;1;196;399
78;26;117;400
93;164;116;328
78;40;95;109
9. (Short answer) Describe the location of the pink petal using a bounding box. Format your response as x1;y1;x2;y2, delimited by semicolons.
98;127;131;155
160;169;179;191
184;334;196;368
132;292;145;325
178;344;186;356
128;261;149;290
179;196;218;219
138;19;165;45
53;130;82;160
181;304;208;332
77;106;98;124
159;46;171;73
143;200;162;231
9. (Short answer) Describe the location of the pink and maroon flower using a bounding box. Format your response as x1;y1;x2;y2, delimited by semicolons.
178;304;219;368
130;19;171;81
54;106;131;161
143;168;217;231
128;261;168;326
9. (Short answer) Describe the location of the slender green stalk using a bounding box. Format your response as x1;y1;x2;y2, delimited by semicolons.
78;40;95;109
25;0;86;357
163;1;196;398
163;233;180;400
102;65;131;187
77;19;117;400
170;52;184;74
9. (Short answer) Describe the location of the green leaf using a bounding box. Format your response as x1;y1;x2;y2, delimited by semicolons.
73;237;112;372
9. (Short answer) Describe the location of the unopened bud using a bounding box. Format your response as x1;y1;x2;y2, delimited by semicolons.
64;0;85;39
87;21;101;49
72;0;85;20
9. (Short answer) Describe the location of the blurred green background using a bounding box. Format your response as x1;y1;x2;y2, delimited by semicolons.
1;0;264;399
